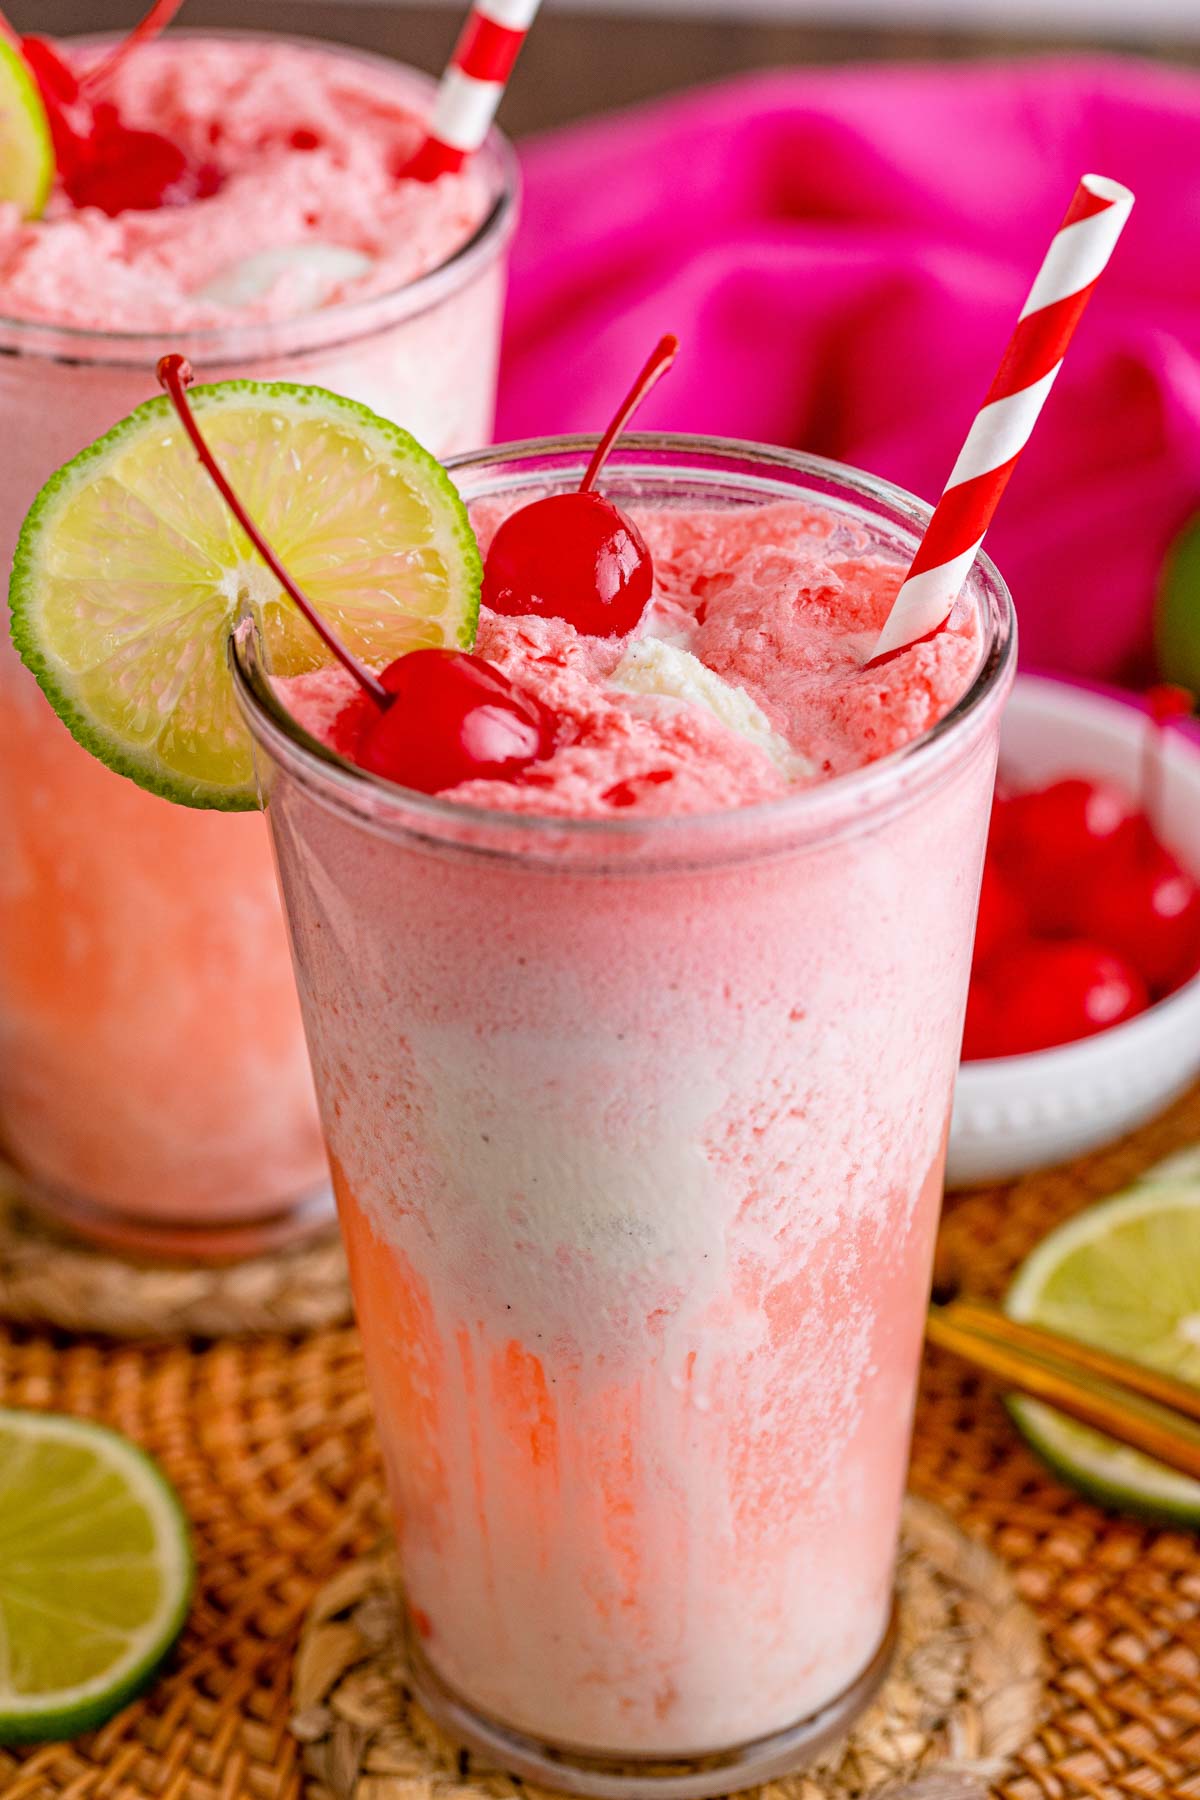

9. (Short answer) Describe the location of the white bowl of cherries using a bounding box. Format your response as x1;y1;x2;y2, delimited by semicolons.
947;674;1200;1186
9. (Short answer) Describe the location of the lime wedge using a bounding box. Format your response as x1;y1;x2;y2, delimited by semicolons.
10;382;482;810
0;1410;192;1743
1157;513;1200;694
1005;1183;1200;1524
0;37;53;219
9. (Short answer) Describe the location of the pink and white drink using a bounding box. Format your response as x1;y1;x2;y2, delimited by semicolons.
236;433;1014;1784
0;23;519;1252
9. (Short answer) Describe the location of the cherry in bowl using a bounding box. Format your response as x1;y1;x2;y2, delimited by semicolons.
966;760;1200;1062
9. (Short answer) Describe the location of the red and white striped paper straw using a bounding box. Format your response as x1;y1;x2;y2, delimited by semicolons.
870;173;1134;663
404;0;543;182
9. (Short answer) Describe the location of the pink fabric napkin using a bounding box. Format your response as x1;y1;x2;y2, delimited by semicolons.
499;59;1200;685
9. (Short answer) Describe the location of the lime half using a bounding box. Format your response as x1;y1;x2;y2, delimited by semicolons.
10;382;482;809
1006;1182;1200;1524
0;1410;193;1743
0;38;53;219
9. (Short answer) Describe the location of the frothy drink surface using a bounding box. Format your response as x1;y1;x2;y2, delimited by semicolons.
0;37;489;330
288;499;982;814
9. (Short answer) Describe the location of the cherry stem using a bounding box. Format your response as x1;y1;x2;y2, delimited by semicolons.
156;355;390;709
1141;682;1194;837
81;0;186;93
578;334;680;495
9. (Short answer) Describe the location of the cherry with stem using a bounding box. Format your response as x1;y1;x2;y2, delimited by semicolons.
482;334;680;639
156;354;390;709
16;3;215;216
578;335;679;493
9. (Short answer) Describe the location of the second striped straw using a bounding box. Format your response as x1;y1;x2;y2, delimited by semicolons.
403;0;544;183
870;173;1134;664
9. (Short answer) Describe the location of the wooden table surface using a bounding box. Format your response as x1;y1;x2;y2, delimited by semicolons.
13;1;1199;137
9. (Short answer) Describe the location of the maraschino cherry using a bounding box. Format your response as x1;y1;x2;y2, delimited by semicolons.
156;355;555;798
995;776;1140;934
965;939;1148;1061
1069;686;1200;993
970;855;1028;968
1081;844;1200;994
483;335;679;638
964;684;1200;1060
18;1;219;216
354;650;555;793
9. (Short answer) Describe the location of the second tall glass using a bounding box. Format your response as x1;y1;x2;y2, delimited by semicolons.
0;39;518;1255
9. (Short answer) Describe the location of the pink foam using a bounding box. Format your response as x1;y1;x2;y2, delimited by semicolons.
0;38;489;330
284;499;982;816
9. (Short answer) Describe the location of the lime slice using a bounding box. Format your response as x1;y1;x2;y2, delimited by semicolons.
1005;1183;1200;1524
0;37;53;219
10;382;482;810
0;1409;192;1743
1157;513;1200;694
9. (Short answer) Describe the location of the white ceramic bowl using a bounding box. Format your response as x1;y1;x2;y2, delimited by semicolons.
947;674;1200;1187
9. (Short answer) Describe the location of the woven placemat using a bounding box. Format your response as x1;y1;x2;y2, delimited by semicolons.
2;1082;1200;1800
288;1495;1043;1800
0;1177;352;1337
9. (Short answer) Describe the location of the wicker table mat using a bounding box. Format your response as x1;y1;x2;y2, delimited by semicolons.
290;1495;1043;1800
2;1083;1200;1800
0;1174;353;1337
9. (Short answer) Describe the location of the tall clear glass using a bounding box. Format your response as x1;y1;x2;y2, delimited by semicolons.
234;437;1015;1792
0;37;519;1256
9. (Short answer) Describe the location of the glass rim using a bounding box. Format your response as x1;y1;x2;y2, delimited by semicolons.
0;29;521;367
231;432;1017;855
